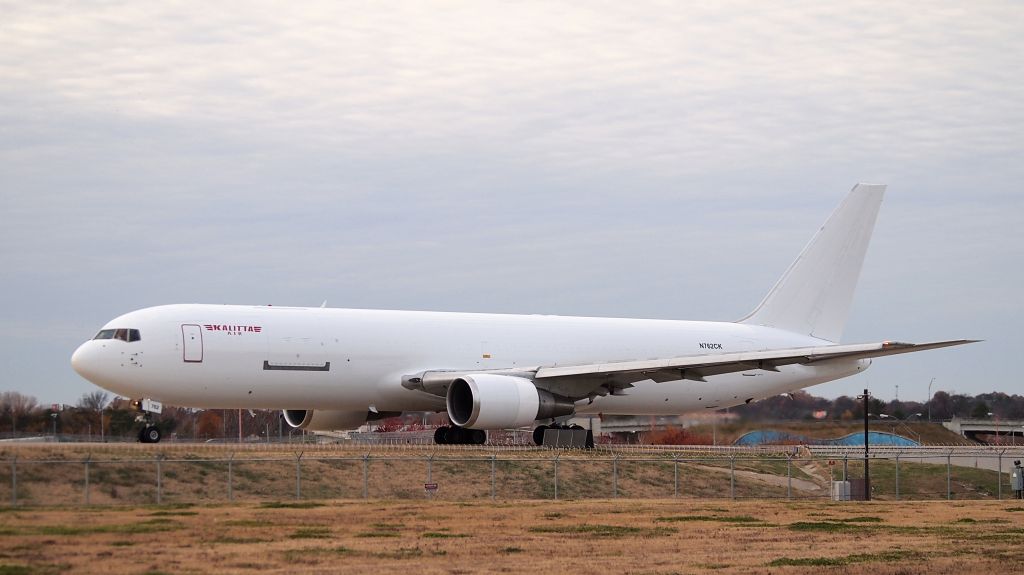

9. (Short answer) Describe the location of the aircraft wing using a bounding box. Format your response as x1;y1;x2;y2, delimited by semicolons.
533;339;977;400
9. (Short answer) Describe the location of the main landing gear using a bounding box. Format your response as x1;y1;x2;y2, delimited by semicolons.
434;426;487;445
533;424;594;448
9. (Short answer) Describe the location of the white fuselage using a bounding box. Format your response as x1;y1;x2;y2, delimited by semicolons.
71;304;867;415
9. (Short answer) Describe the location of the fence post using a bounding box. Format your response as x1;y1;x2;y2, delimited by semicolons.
84;456;91;506
946;451;952;500
998;450;1003;500
227;453;234;503
842;455;848;482
155;454;162;505
895;453;900;500
553;455;559;500
427;455;433;484
612;455;619;498
295;452;303;500
786;456;792;500
362;454;369;499
673;455;679;498
9;457;15;507
730;455;736;500
490;455;496;501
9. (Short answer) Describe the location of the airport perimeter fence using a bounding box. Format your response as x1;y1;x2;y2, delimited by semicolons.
2;445;1024;507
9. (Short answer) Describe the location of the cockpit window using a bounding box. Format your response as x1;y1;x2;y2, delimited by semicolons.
93;328;141;342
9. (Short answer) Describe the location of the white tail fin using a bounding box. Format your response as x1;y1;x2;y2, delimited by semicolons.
739;183;886;343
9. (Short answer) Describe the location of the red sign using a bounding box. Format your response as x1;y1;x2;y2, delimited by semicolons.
424;482;439;493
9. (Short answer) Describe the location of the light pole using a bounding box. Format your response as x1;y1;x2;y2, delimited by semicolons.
987;412;999;446
927;378;935;422
877;413;896;438
712;411;717;446
880;412;922;443
859;389;871;501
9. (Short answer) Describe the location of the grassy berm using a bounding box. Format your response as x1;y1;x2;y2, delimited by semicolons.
0;499;1022;574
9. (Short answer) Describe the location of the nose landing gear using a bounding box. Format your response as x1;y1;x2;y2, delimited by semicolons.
131;398;164;444
139;425;162;443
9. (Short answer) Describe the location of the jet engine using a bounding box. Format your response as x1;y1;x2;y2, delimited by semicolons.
282;409;396;431
445;374;574;429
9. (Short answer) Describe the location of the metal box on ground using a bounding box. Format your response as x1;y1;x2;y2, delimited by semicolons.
831;481;850;501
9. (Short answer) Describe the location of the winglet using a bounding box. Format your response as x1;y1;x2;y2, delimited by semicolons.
739;183;886;342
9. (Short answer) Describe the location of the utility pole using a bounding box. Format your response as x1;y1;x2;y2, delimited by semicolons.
860;388;871;501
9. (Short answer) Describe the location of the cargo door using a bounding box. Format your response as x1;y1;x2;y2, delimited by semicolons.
182;324;203;362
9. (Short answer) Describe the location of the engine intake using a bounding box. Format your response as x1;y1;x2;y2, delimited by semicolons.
446;374;574;429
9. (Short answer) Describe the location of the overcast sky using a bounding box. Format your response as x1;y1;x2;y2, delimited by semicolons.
1;1;1020;408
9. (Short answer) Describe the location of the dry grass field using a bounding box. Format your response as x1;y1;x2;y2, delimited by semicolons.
1;498;1022;574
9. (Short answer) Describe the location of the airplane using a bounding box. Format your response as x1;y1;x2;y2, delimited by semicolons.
71;183;975;444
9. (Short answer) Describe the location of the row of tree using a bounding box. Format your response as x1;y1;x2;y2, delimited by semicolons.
730;390;1024;422
0;391;301;441
2;388;1022;440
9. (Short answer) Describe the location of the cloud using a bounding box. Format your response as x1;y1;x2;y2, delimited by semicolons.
0;1;1020;404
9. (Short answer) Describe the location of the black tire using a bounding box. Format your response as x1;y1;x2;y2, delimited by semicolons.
144;426;161;443
138;427;148;443
533;425;548;446
448;427;466;444
471;429;487;445
434;426;449;445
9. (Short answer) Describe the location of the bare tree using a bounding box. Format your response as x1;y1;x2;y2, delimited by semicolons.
77;390;109;411
78;390;110;441
1;391;38;435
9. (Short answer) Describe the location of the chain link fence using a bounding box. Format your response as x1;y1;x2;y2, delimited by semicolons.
3;445;1023;506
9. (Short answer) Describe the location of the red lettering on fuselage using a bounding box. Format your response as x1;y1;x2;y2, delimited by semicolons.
202;324;263;336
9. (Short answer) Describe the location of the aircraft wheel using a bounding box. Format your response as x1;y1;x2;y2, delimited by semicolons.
434;426;449;445
450;427;468;444
471;429;487;445
138;426;160;443
533;425;548;446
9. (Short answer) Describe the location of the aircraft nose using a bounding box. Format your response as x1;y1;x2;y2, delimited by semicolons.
71;342;101;383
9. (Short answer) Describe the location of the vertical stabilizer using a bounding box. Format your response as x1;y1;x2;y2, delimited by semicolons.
739;183;886;342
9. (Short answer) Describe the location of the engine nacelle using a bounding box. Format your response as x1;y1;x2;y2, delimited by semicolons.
446;374;574;429
282;409;371;431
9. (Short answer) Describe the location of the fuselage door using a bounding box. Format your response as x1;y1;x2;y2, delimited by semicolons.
182;324;203;362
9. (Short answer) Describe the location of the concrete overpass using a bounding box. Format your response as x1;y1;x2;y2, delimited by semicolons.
943;417;1024;444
